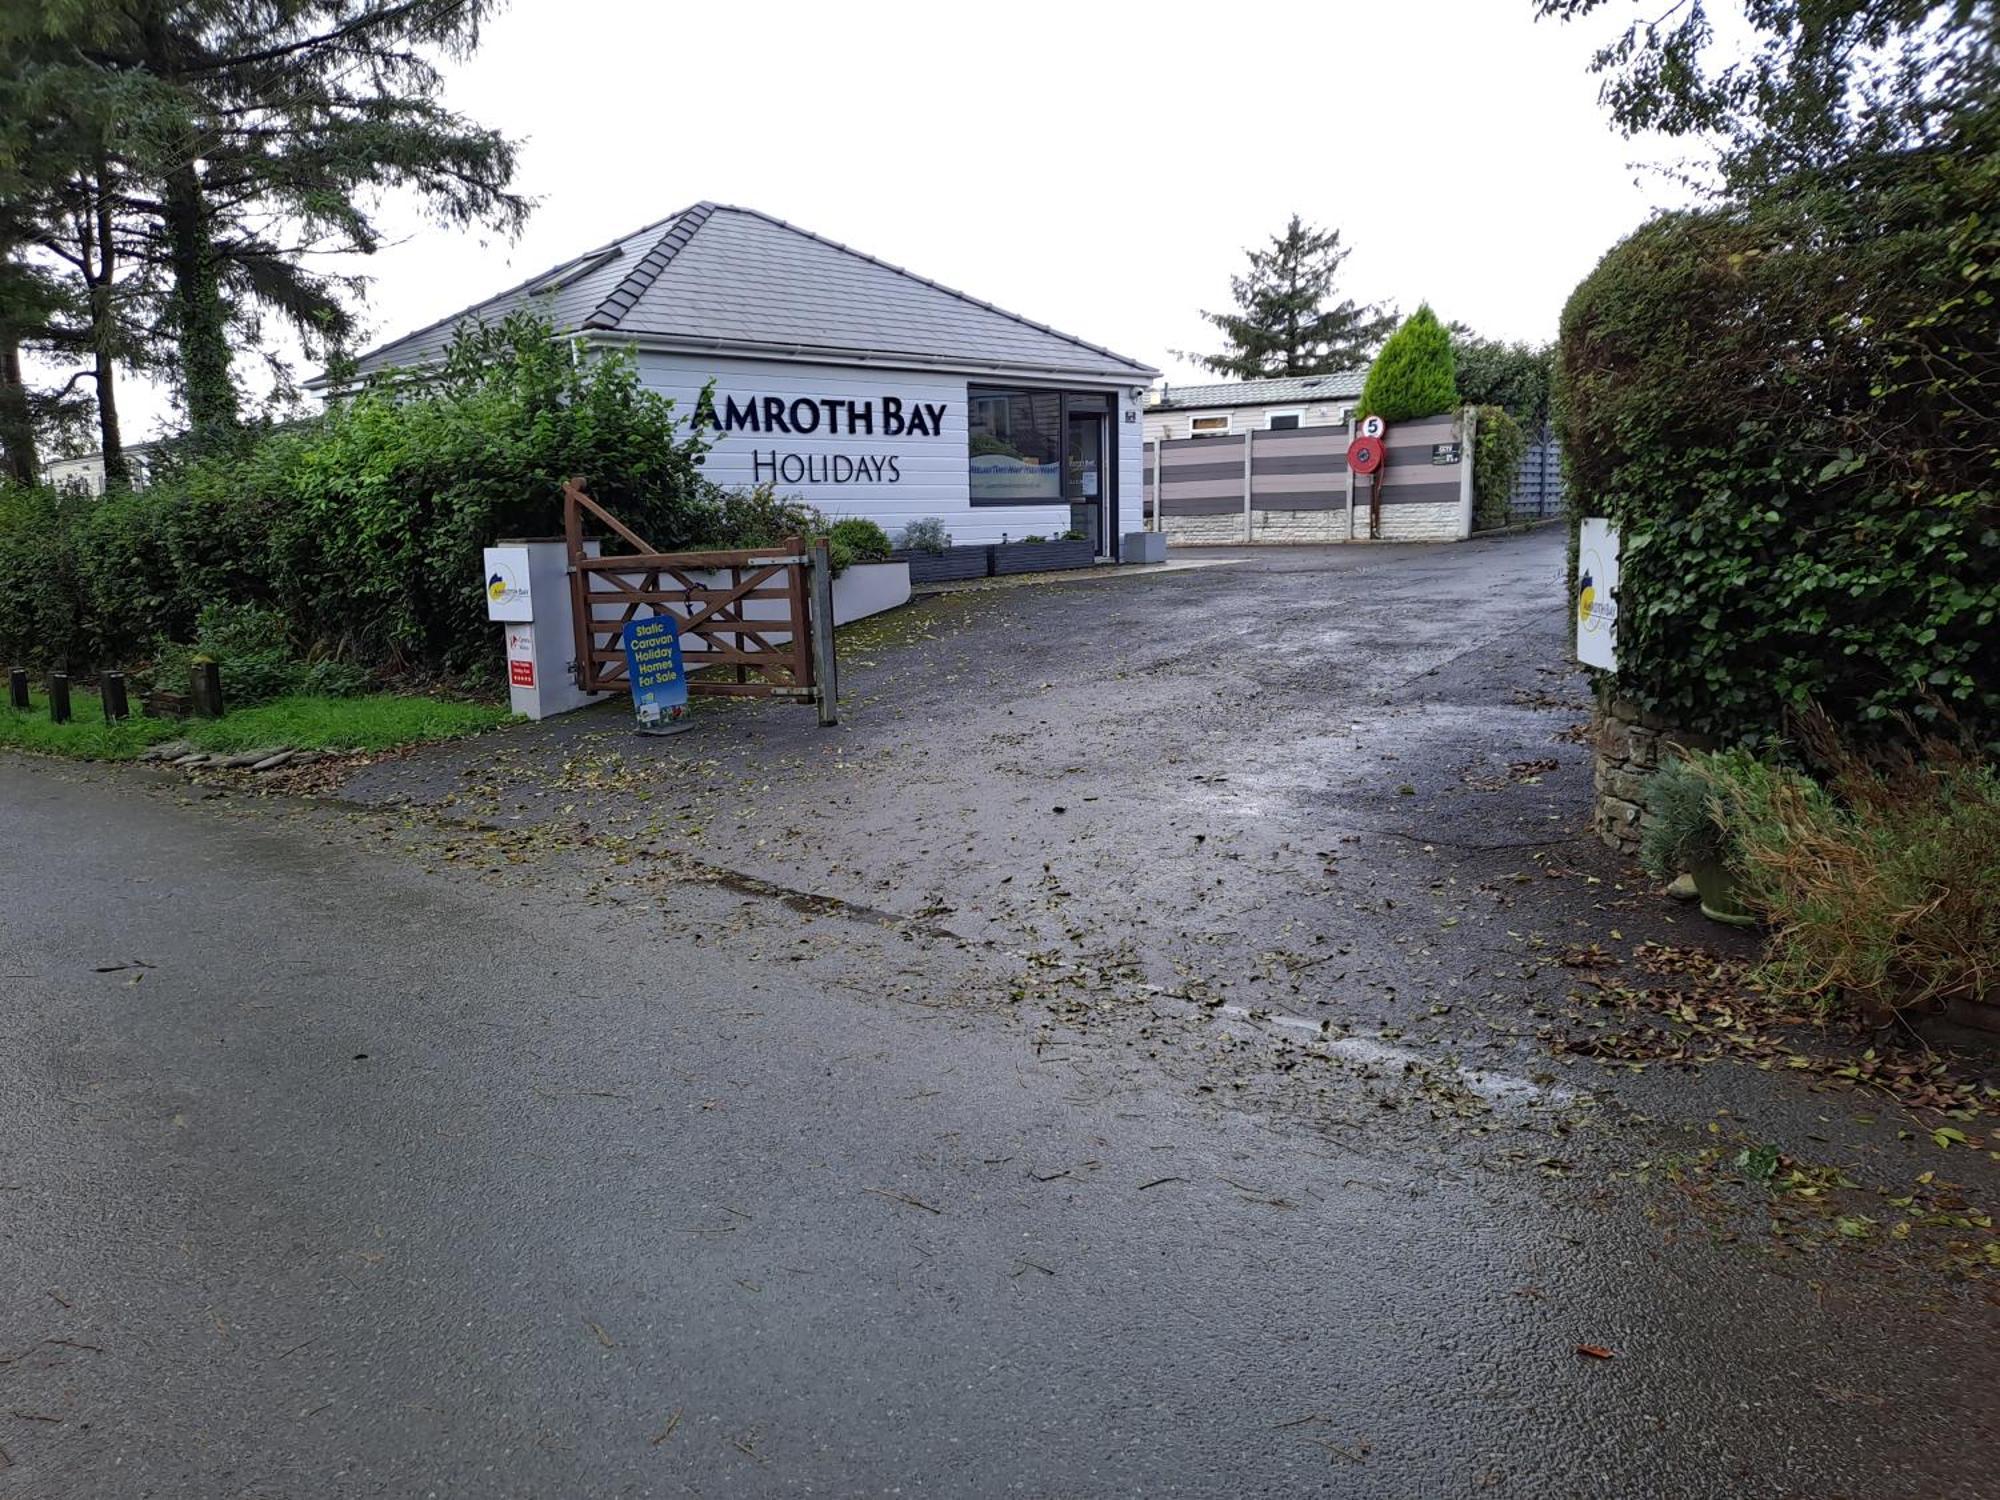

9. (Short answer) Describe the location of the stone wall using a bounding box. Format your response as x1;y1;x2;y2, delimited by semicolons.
1592;697;1710;854
1252;508;1343;543
1370;501;1470;543
1163;512;1247;545
1165;501;1469;545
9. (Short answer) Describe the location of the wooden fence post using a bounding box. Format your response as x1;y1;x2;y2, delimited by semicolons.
8;668;26;710
101;671;130;722
47;672;71;724
190;660;224;718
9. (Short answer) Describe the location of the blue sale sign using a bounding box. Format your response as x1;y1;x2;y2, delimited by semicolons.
621;615;692;734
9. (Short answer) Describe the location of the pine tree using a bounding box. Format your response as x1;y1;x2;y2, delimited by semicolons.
1179;215;1392;379
0;1;527;457
1355;305;1460;422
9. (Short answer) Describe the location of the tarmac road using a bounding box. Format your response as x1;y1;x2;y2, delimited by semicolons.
3;529;1994;1497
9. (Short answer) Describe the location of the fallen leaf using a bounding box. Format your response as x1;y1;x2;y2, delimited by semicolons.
1575;1344;1617;1360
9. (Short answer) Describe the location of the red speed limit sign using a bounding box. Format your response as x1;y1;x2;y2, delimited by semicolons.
1346;435;1385;474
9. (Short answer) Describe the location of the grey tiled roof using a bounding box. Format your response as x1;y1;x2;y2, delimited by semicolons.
343;203;1157;383
1148;372;1365;411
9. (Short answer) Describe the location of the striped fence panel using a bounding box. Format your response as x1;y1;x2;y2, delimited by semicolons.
1148;410;1474;543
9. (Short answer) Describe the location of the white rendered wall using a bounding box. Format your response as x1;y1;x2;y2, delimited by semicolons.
634;351;1126;550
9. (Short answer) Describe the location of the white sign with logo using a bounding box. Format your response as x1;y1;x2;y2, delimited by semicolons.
483;545;533;622
1575;517;1620;671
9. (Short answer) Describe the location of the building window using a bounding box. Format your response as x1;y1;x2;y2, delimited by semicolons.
1188;414;1231;438
1265;410;1304;431
968;387;1063;504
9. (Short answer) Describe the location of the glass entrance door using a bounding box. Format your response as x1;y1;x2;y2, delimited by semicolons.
1067;411;1105;555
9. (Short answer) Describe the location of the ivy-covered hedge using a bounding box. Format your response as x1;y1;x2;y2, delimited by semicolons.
1471;405;1526;531
1557;136;2000;748
0;316;725;679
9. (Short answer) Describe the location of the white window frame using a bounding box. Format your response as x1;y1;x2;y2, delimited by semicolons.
1263;408;1306;431
1186;413;1233;438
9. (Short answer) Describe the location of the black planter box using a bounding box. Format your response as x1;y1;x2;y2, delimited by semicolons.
895;546;990;583
993;538;1095;575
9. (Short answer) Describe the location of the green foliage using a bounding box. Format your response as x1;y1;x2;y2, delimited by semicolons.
147;604;370;707
692;483;824;551
0;0;525;451
1557;133;2000;748
1180;214;1392;378
1692;735;2000;1020
1533;1;1995;193
1355;305;1459;423
0;317;719;680
828;517;891;563
0;684;507;761
898;517;950;554
1638;754;1733;880
1471;406;1527;531
1452;334;1555;427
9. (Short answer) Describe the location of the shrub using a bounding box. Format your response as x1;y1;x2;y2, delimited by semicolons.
828;517;891;562
1556;134;2000;749
1452;336;1554;428
1471;405;1526;531
0;316;720;680
1638;755;1731;881
1697;733;2000;1021
899;517;950;554
694;483;824;551
1355;305;1459;422
146;603;371;706
0;484;86;668
269;316;716;670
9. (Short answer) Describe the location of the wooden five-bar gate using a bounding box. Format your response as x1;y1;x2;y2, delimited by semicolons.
563;478;838;725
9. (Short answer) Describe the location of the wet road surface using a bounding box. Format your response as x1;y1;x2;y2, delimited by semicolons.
3;529;1995;1497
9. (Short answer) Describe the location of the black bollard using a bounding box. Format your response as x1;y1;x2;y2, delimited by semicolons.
189;660;224;719
8;668;26;710
48;672;71;724
101;671;130;722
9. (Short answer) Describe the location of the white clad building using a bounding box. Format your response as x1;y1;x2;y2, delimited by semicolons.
338;202;1159;560
1141;373;1365;443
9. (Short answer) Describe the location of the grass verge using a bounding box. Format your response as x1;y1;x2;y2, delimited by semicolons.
0;687;511;761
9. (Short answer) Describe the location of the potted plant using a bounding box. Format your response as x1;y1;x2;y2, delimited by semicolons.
891;517;988;583
1640;755;1756;927
993;529;1095;574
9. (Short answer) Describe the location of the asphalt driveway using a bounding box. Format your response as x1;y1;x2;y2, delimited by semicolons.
3;528;1995;1498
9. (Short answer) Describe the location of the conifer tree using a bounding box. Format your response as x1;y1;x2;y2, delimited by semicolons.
1355;305;1460;422
1181;215;1391;379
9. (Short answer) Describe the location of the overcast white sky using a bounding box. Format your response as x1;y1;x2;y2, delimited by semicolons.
112;0;1687;441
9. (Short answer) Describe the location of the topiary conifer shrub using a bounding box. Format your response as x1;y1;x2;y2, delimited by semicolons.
1355;305;1460;422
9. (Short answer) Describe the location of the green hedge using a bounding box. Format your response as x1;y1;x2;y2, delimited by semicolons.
1556;136;2000;748
1471;406;1526;531
0;315;720;678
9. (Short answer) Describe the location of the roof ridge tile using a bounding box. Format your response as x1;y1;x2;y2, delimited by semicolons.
584;202;718;331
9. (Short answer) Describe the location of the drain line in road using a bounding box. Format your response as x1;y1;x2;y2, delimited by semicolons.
1205;1001;1576;1109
